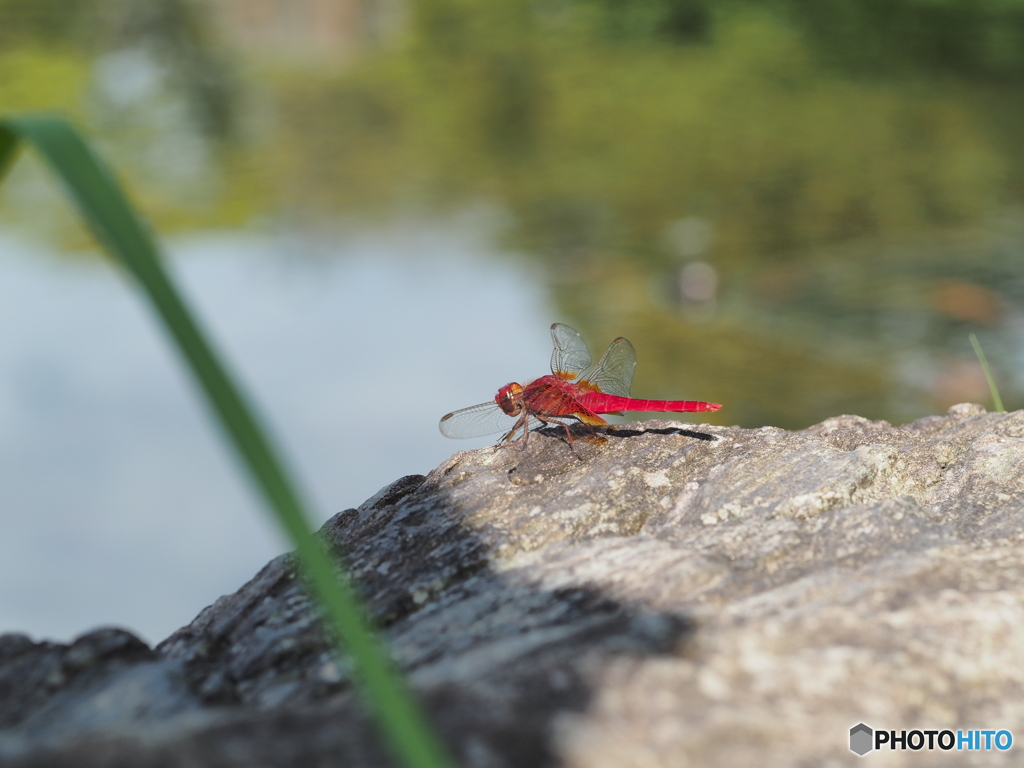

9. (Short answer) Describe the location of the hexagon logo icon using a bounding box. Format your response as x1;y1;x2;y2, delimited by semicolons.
850;723;873;756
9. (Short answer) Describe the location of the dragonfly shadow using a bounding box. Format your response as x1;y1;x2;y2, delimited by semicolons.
606;424;718;441
535;422;718;445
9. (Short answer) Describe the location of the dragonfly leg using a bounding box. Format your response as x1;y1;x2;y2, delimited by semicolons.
532;414;582;458
498;414;584;456
499;412;533;450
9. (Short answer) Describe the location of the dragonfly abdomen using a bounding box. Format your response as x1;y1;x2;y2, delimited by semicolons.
580;393;721;414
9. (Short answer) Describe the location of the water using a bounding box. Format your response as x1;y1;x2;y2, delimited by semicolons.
0;219;553;643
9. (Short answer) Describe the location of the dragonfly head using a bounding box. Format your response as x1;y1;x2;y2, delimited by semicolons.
495;382;525;416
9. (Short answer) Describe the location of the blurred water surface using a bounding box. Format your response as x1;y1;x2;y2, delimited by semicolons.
2;0;1024;639
0;222;552;642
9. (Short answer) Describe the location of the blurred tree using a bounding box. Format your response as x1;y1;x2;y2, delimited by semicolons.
580;0;714;44
106;0;237;138
0;0;101;48
770;0;1024;81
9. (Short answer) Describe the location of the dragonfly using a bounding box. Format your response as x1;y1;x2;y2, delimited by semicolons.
439;323;721;449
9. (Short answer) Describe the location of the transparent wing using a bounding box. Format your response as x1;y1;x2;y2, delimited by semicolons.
439;401;519;439
579;337;636;397
550;323;592;378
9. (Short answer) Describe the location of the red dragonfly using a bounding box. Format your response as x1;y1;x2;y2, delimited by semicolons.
439;323;721;448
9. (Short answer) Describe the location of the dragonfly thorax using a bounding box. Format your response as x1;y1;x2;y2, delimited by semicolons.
495;382;525;416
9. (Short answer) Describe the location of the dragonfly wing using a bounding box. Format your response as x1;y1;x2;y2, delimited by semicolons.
581;337;636;397
439;401;518;439
550;323;592;379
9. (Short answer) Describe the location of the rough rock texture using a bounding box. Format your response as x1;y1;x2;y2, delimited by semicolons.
3;403;1024;767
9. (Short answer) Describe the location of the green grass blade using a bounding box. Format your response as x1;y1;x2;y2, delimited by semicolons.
969;332;1005;412
0;114;452;768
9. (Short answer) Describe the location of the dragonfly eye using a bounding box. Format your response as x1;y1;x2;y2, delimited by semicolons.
496;382;524;416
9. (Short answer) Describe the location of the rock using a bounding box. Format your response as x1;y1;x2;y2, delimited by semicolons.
2;404;1023;767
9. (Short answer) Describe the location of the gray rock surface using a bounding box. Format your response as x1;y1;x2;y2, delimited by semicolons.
2;403;1024;767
